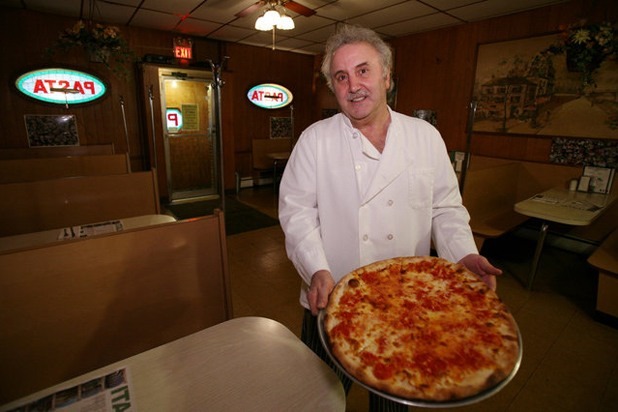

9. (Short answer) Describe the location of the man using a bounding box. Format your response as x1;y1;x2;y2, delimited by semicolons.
278;24;501;411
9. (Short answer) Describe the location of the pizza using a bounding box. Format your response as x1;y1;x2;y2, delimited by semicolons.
322;256;520;402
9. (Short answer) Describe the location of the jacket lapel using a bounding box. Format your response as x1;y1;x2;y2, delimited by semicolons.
361;118;409;204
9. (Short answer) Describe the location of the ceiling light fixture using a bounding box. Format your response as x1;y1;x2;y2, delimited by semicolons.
254;1;295;50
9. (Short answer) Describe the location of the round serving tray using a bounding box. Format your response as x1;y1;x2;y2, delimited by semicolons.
317;309;523;408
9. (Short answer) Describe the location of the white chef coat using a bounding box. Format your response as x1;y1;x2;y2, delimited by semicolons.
278;109;478;309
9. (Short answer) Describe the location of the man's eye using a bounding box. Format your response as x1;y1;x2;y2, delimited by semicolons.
335;74;347;82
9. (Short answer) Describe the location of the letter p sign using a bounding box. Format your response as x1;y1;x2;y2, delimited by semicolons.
166;108;183;133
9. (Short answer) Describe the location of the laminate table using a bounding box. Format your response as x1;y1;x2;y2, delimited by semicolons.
514;188;616;289
0;317;346;412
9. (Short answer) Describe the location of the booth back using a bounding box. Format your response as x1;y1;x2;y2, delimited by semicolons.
0;212;232;404
0;153;131;184
0;144;115;159
0;170;160;236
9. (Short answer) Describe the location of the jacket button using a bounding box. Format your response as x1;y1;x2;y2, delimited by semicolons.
387;234;394;240
387;200;394;206
362;234;369;241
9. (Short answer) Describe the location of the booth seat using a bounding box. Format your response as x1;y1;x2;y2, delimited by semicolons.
0;169;160;236
236;138;292;192
462;155;617;250
0;153;131;184
0;212;231;404
0;144;114;159
588;229;618;319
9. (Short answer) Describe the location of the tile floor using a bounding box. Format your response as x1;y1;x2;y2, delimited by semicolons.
225;186;618;412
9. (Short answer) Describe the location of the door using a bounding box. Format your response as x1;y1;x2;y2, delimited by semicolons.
159;68;217;202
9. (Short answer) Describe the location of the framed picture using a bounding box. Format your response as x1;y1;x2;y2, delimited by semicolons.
583;166;615;194
24;114;79;147
472;34;618;140
270;117;292;139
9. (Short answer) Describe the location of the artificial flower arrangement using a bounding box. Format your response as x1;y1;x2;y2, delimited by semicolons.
47;20;135;78
542;20;618;89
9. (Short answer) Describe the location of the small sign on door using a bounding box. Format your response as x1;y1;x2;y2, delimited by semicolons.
166;107;183;133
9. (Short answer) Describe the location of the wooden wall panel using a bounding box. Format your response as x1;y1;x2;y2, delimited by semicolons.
0;8;311;192
223;43;314;179
2;0;616;194
390;0;618;163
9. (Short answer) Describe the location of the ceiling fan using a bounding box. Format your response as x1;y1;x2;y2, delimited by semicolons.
235;0;317;18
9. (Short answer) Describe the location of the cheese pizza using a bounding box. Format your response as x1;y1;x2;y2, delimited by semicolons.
323;256;520;402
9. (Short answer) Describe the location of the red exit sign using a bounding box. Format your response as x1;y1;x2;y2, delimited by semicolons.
174;46;192;59
174;37;193;60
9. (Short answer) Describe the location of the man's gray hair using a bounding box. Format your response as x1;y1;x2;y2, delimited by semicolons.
320;24;393;92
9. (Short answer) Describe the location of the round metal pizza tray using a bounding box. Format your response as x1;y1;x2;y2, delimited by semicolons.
317;309;523;408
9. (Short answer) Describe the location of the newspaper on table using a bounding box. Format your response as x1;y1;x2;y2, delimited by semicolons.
530;194;602;212
5;368;135;412
57;220;124;240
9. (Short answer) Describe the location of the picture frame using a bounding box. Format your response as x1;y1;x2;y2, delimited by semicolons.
270;117;292;139
24;114;79;147
472;34;618;140
582;166;615;194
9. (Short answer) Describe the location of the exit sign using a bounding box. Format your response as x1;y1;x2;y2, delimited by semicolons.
173;37;193;60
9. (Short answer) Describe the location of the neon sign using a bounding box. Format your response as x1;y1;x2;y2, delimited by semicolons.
15;68;107;105
247;83;293;109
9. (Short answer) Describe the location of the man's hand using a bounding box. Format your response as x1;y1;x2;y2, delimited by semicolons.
458;254;502;291
307;270;335;315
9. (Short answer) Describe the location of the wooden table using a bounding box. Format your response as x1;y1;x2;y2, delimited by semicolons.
268;151;291;190
514;188;617;289
0;317;345;412
0;214;177;252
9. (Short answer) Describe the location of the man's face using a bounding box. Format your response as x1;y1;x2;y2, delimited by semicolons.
330;42;390;126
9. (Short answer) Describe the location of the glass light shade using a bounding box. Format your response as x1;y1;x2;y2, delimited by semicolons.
276;15;295;30
255;15;271;31
263;9;281;27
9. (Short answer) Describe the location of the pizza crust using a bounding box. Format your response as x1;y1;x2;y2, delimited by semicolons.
323;256;520;402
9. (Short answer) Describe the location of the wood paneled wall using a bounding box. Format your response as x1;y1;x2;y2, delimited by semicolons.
389;0;618;162
0;9;224;174
1;0;616;193
0;8;313;192
219;43;314;180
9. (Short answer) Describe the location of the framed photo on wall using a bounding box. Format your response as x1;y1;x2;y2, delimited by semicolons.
472;34;618;140
270;117;292;139
24;114;79;147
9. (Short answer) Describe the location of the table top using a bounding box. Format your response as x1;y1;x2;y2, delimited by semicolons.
1;317;346;412
514;188;617;226
0;214;177;252
267;151;291;160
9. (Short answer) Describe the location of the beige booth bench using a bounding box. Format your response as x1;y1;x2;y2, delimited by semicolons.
0;169;160;237
0;212;232;405
462;156;616;250
0;144;115;159
236;138;292;192
0;153;131;184
588;229;618;319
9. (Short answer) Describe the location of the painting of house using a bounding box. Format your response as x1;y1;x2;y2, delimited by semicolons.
472;34;618;140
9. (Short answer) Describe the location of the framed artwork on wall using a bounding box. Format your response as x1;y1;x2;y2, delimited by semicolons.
270;117;292;139
472;33;618;140
24;114;79;147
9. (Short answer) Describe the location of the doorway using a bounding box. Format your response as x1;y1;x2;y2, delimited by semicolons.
157;67;217;202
